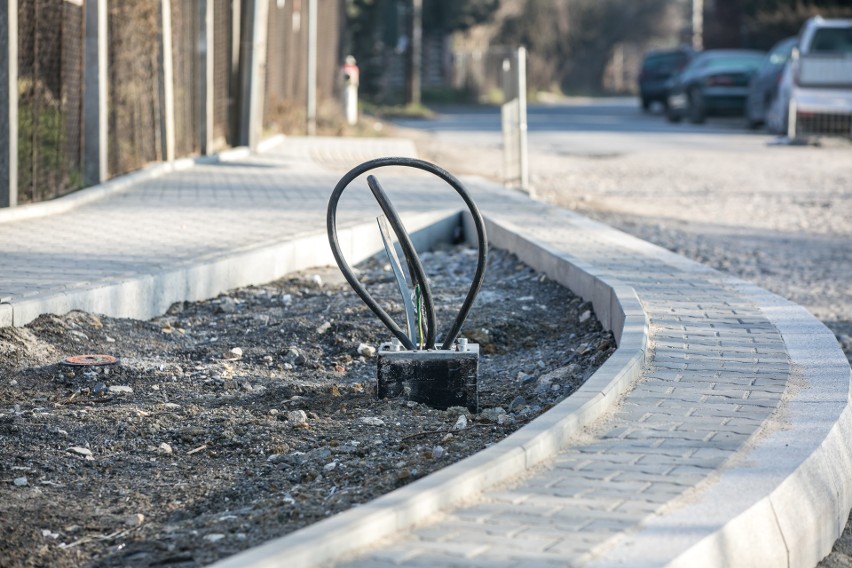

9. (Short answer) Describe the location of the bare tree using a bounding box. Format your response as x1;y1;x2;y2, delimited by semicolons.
498;0;673;93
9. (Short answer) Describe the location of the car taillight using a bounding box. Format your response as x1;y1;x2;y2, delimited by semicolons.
706;75;735;86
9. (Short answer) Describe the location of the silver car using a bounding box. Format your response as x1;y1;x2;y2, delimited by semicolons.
769;17;852;136
746;37;797;129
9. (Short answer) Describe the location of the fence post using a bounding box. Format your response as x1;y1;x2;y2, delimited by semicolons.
229;0;242;145
83;0;108;186
198;0;214;155
306;0;317;136
239;0;268;149
0;0;17;207
160;0;176;162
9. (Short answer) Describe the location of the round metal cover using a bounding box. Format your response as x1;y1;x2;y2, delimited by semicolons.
60;354;119;367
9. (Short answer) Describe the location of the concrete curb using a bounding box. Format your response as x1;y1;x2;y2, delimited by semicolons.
4;209;459;328
207;216;650;568
0;135;285;226
587;281;852;568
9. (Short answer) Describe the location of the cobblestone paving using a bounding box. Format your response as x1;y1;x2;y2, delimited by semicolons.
335;194;791;566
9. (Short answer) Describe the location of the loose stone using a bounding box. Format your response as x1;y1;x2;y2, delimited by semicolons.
287;410;308;425
357;343;376;358
508;395;527;413
316;322;332;334
452;415;468;431
68;446;94;461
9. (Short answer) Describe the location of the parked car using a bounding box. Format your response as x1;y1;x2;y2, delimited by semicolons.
768;17;852;136
638;47;693;111
745;36;797;128
666;49;766;123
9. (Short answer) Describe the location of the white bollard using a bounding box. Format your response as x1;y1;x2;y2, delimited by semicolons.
341;55;359;126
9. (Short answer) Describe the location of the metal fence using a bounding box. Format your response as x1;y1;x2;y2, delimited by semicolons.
171;0;199;158
17;0;85;204
212;0;235;150
264;0;342;134
108;0;164;176
5;0;345;207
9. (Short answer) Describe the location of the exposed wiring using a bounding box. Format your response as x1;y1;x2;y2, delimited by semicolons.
326;157;488;351
415;285;424;349
367;175;437;349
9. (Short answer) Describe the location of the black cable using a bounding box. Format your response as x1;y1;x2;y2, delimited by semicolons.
326;157;488;351
367;175;437;349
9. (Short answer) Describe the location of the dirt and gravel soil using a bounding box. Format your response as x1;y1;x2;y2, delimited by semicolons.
0;246;615;568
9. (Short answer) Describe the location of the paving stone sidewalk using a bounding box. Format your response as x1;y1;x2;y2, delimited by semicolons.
1;137;849;568
340;211;794;566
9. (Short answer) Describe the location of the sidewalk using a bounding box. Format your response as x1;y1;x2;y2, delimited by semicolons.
2;137;850;568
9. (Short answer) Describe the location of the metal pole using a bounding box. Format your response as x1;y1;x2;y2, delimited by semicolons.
409;0;422;106
501;57;511;186
198;0;214;155
306;0;317;136
160;0;176;162
517;46;530;195
238;0;268;149
83;0;108;186
692;0;703;51
787;98;797;140
0;0;17;207
229;0;241;145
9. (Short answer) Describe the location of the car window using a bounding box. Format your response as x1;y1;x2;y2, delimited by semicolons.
643;52;689;73
809;27;852;54
703;54;765;69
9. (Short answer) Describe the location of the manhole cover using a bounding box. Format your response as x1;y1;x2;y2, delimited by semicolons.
60;354;119;367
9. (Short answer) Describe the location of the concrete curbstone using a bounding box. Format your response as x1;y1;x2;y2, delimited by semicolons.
668;498;790;568
3;211;461;328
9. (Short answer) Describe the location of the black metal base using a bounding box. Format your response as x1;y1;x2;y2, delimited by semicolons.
377;342;479;412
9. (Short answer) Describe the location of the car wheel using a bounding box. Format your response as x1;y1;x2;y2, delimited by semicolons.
666;106;681;123
688;88;705;124
745;97;762;129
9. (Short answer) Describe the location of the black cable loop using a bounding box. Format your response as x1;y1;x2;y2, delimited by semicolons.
326;157;488;351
